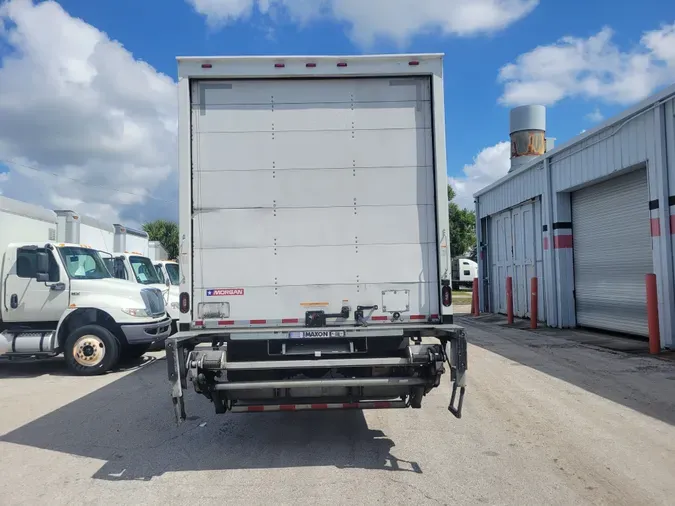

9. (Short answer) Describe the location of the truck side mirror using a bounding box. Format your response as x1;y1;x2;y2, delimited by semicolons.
36;251;49;282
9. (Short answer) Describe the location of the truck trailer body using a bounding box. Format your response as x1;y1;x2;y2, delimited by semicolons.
168;54;467;422
55;210;115;253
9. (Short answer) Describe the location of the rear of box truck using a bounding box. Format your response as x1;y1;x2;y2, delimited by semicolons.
168;54;467;422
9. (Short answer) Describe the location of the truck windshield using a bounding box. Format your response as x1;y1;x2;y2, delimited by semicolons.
59;247;111;280
129;256;162;285
165;263;180;285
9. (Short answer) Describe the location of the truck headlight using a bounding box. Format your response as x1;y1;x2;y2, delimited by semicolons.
121;307;150;317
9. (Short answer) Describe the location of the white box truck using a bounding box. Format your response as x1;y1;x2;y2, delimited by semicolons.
167;54;467;423
0;196;172;373
107;225;180;335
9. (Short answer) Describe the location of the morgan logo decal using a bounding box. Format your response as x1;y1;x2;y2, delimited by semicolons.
206;288;245;296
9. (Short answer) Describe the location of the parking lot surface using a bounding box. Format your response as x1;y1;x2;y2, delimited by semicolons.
1;318;674;506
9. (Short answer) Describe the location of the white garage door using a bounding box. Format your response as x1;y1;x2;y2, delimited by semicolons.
572;169;651;336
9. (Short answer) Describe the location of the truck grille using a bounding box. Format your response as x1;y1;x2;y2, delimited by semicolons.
141;288;166;317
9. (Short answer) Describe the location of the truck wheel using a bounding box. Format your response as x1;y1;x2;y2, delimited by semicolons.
64;325;120;376
121;344;151;361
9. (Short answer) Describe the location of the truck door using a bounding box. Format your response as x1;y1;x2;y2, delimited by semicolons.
2;246;68;324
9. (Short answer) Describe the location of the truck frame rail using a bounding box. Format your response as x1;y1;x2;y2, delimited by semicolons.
166;323;467;424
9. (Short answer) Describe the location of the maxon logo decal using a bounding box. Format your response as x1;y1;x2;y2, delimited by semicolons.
206;288;245;296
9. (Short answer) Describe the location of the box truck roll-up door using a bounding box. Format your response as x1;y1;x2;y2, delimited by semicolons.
191;77;439;324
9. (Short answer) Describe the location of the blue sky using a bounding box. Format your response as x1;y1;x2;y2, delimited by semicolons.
0;0;674;220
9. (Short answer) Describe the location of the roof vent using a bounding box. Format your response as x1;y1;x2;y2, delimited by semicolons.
509;105;546;172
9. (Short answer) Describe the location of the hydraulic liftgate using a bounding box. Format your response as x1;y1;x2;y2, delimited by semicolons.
166;324;467;423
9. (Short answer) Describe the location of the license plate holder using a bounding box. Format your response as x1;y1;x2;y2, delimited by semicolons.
288;330;347;339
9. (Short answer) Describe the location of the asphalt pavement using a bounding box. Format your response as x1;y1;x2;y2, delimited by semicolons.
1;317;674;506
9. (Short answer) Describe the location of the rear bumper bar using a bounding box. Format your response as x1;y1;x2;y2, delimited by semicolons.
166;323;467;424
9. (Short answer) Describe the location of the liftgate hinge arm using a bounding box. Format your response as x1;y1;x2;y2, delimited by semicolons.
444;332;468;419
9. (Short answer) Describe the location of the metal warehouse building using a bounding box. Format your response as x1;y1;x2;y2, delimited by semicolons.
474;83;675;350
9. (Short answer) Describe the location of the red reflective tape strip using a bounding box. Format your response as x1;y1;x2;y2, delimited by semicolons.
248;406;265;412
250;319;267;325
553;235;573;249
342;403;359;409
651;217;661;237
410;315;426;320
194;320;204;326
373;401;391;408
371;316;388;321
543;237;549;250
311;403;328;410
279;404;296;411
282;318;299;324
218;320;234;326
430;314;439;319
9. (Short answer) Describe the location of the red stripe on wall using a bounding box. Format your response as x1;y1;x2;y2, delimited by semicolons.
650;217;661;237
553;235;573;249
543;237;549;250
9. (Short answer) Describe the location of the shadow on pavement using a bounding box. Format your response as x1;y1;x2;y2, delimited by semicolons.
0;355;156;379
459;316;675;426
0;357;421;480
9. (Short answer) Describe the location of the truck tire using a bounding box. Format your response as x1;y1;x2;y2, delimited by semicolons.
121;343;151;361
64;325;121;376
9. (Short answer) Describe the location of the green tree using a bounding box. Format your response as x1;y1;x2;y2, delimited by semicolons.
448;185;476;258
143;219;179;260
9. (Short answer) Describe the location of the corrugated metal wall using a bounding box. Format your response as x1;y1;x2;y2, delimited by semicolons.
475;86;675;349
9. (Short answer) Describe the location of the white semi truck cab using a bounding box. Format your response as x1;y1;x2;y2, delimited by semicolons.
0;241;172;374
154;260;180;288
167;53;467;424
103;252;180;334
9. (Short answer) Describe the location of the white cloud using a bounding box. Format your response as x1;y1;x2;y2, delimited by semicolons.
449;141;511;210
0;0;177;226
585;107;604;123
499;22;675;107
187;0;539;46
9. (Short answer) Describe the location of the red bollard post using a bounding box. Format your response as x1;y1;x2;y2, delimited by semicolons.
472;278;480;317
506;276;514;325
646;273;660;354
530;277;538;329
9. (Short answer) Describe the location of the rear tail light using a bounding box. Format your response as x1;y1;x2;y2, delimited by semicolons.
337;62;348;67
442;281;452;307
274;63;285;68
201;63;212;69
306;63;317;68
179;292;190;313
409;60;420;66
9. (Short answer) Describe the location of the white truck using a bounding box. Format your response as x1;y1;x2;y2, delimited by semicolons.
147;241;181;289
154;260;180;288
452;258;478;290
0;196;172;374
106;225;180;335
167;54;467;423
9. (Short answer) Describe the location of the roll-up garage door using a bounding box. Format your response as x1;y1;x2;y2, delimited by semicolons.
572;169;651;336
